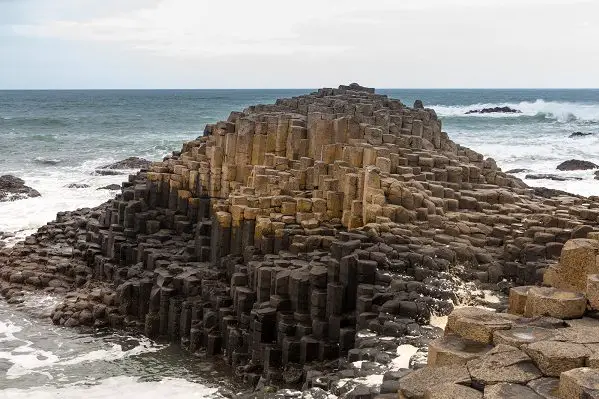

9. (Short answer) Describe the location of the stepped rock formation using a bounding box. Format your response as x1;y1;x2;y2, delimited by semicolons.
404;235;599;399
2;84;599;396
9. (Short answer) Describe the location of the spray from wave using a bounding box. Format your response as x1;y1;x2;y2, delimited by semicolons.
432;99;599;123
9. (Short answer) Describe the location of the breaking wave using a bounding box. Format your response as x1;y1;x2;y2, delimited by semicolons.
433;99;599;123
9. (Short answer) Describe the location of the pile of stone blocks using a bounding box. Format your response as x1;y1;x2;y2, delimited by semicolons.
399;235;599;398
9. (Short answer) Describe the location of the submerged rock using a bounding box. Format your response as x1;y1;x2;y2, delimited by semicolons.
97;184;121;191
0;175;41;202
465;106;521;114
100;157;152;170
525;174;582;181
556;159;599;171
505;168;531;174
66;183;90;189
569;132;594;138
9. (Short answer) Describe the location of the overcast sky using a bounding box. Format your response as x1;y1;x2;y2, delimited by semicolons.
1;0;598;89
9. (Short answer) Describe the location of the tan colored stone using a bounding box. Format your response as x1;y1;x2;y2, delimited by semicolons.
549;238;599;291
587;274;599;310
559;368;599;399
428;334;492;367
446;307;517;344
523;286;586;319
484;383;544;399
493;326;557;348
508;286;533;315
399;365;471;399
424;383;482;399
527;377;560;399
524;340;590;377
467;344;542;386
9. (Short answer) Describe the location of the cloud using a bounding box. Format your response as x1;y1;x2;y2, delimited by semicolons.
12;0;594;58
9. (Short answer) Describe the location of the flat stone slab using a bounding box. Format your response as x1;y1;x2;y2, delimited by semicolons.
528;377;560;399
493;326;557;348
524;340;590;377
424;383;482;399
554;320;599;344
399;365;471;399
484;383;545;399
428;334;493;366
560;368;599;399
523;286;586;319
446;307;517;344
467;344;542;386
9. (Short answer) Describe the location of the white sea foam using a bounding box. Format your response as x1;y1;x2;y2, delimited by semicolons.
0;157;132;246
0;376;220;399
0;310;163;380
432;99;599;122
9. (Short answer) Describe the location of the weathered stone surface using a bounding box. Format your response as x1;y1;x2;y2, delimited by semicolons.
446;307;516;344
493;327;556;348
0;175;41;202
508;286;532;315
559;368;599;399
484;382;544;398
467;345;542;386
546;239;599;291
523;287;586;319
527;377;560;399
100;157;153;170
428;334;492;366
424;383;482;399
399;365;471;399
524;340;590;377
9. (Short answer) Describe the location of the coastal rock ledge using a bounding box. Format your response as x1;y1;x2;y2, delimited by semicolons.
2;84;599;397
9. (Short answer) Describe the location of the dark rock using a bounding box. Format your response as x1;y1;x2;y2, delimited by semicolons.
532;187;580;199
66;183;90;189
570;132;594;138
98;184;121;191
33;158;61;165
413;100;424;109
100;157;153;170
525;174;582;182
506;168;530;174
0;175;41;202
556;159;599;171
93;170;125;176
465;106;521;114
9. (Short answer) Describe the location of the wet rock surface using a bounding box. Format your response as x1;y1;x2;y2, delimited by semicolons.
0;174;41;202
525;174;583;182
465;106;521;114
556;159;599;171
100;157;153;170
3;85;599;397
569;132;594;138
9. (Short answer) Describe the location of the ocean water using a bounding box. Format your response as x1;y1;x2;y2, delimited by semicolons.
1;88;599;396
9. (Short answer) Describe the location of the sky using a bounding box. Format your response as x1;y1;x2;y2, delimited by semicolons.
1;0;598;89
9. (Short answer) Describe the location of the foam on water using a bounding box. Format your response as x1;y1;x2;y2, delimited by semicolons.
432;99;599;123
1;376;220;399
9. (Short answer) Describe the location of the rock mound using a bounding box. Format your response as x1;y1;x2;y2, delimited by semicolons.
0;175;41;202
100;157;152;170
465;106;521;115
5;84;599;396
556;159;599;171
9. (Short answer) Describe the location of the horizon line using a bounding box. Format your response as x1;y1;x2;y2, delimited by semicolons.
2;87;599;91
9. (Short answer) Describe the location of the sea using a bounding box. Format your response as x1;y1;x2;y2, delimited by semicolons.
1;88;599;396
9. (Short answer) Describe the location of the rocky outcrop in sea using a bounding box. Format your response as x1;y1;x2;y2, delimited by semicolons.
0;174;41;202
2;85;599;398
